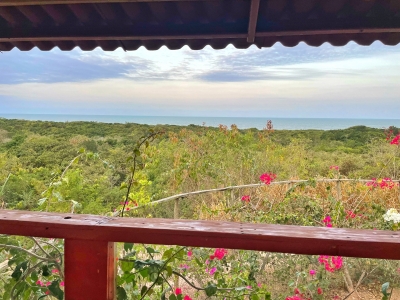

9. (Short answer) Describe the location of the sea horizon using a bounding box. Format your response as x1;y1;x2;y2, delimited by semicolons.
1;114;400;130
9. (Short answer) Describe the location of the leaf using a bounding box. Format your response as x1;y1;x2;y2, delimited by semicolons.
265;293;272;300
72;157;80;164
205;283;217;296
141;286;148;297
251;295;260;300
166;266;173;277
169;295;177;300
117;287;128;300
382;282;390;297
78;148;85;153
134;148;141;156
120;182;127;190
146;247;158;254
162;249;173;260
124;243;134;252
38;198;47;205
48;281;64;300
11;261;28;280
120;261;134;273
41;265;50;277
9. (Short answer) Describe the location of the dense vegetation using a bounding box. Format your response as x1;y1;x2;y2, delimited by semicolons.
0;118;399;299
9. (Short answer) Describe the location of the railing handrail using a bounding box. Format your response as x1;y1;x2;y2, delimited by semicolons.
1;209;400;259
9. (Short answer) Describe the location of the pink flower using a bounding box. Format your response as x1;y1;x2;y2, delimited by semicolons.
60;281;65;287
175;288;182;295
51;269;59;274
241;195;250;203
317;287;323;294
330;165;339;171
45;291;50;295
246;286;252;289
36;280;42;286
309;269;316;276
210;248;227;260
390;134;400;145
184;296;192;300
294;288;300;294
286;296;305;300
346;211;356;219
257;283;262;288
209;267;217;275
187;250;193;257
323;215;333;227
46;282;51;286
318;255;343;272
259;173;277;185
180;264;190;270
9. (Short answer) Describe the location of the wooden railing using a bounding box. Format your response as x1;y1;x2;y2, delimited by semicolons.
1;209;400;299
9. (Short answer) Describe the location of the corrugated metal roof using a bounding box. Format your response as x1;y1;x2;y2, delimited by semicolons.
1;0;400;51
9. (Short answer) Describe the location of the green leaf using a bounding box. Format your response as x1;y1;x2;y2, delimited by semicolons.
41;265;50;277
166;266;173;277
78;148;85;153
252;295;260;300
122;273;136;285
121;261;134;273
117;287;128;300
205;283;217;296
382;282;390;297
146;247;158;254
38;198;47;205
141;286;148;297
134;149;141;156
120;182;127;190
162;249;173;260
11;261;28;281
265;292;272;300
48;281;64;300
124;243;134;252
169;295;177;300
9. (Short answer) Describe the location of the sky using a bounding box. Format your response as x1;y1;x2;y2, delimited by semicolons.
1;41;400;118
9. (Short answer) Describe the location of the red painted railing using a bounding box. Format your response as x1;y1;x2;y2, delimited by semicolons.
1;209;400;299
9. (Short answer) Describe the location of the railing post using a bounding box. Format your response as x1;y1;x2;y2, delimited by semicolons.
173;198;180;289
336;180;342;201
65;239;116;300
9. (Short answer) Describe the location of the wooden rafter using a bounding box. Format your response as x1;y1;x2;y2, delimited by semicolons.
0;0;205;6
247;0;260;43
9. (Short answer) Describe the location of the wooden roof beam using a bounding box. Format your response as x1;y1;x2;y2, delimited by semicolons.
247;0;260;43
0;0;205;6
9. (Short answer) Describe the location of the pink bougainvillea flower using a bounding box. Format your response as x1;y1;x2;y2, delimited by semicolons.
51;269;59;274
309;269;316;276
241;195;250;203
317;287;323;294
209;267;217;275
390;134;400;145
46;282;51;286
175;288;182;295
246;286;252;289
285;296;305;300
346;211;356;219
259;173;277;185
187;250;193;257
210;248;227;260
323;215;333;227
36;280;42;286
184;296;192;300
60;281;65;287
329;165;339;171
294;288;300;294
318;255;343;272
257;283;262;288
45;291;50;295
180;264;190;270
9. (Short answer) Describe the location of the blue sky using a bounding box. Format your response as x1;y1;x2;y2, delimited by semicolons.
1;42;400;118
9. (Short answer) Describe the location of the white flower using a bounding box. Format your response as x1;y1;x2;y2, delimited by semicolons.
383;209;400;224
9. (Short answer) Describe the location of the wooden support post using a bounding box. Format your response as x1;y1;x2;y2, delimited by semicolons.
336;180;342;201
65;239;116;300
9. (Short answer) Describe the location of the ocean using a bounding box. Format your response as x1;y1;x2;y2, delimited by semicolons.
1;114;399;130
